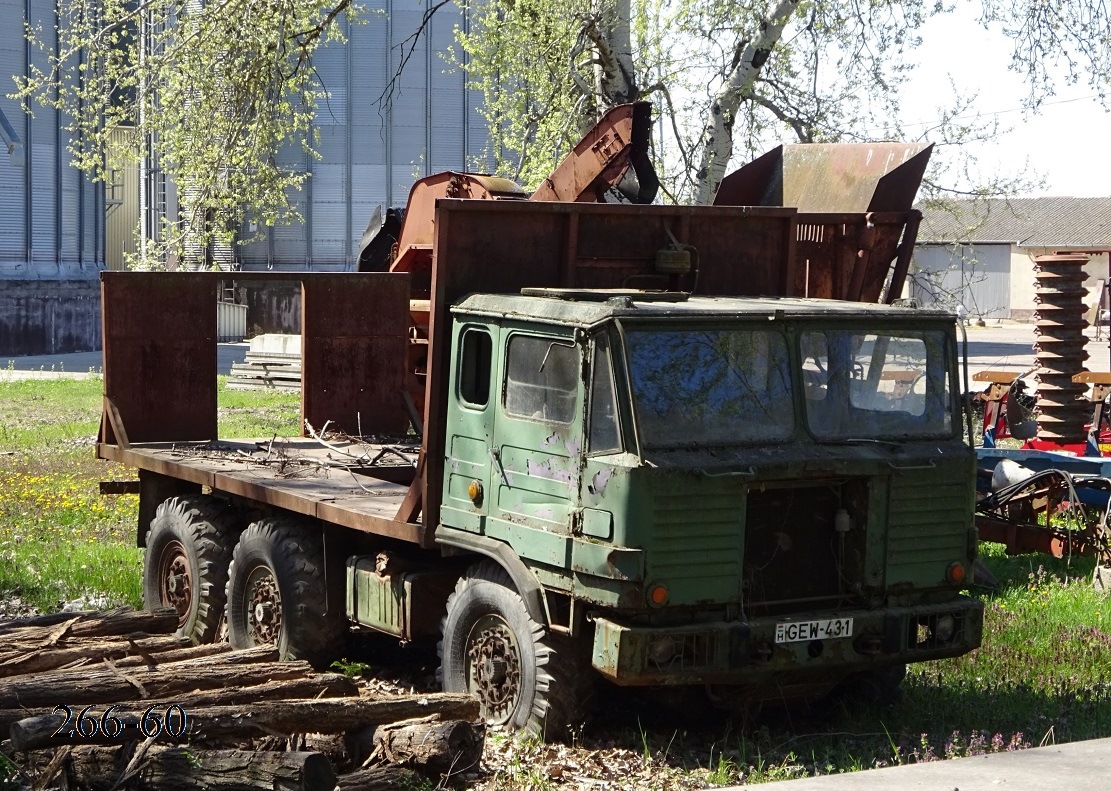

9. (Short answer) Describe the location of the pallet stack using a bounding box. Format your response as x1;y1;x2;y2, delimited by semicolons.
226;334;302;392
0;608;483;790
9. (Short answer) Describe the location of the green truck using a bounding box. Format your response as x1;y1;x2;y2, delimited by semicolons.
98;195;982;739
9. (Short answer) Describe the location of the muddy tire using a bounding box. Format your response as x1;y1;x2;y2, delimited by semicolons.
225;517;344;669
438;562;595;740
142;495;238;644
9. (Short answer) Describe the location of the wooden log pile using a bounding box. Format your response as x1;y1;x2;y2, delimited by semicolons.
0;607;484;790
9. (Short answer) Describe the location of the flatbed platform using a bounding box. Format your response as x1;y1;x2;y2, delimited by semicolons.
99;438;423;544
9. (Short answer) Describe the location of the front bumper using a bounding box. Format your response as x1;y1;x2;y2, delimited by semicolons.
591;597;983;686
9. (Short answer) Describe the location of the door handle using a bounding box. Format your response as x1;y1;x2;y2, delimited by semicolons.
489;448;509;485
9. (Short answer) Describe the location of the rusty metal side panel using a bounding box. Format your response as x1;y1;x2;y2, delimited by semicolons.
531;103;654;203
715;142;932;213
791;213;908;302
101;272;217;443
685;209;796;297
301;274;410;438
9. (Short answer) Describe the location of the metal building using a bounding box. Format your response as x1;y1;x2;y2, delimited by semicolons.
139;0;490;273
0;0;105;356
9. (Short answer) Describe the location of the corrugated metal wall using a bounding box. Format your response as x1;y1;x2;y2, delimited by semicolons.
237;0;490;270
0;0;105;355
911;244;1012;319
106;127;139;271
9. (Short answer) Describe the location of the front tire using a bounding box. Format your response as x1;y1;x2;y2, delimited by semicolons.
225;517;344;669
438;562;594;740
142;495;237;644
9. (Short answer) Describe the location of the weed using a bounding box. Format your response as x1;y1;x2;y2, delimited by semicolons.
330;658;374;678
0;751;24;791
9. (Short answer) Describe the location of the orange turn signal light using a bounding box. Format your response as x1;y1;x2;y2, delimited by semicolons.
947;562;966;585
647;584;669;607
467;480;483;505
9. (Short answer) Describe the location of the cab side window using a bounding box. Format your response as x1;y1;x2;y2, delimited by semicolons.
504;335;577;423
459;328;493;408
589;334;621;452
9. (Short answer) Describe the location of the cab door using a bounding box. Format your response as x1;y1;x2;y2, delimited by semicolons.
440;322;498;533
489;329;584;537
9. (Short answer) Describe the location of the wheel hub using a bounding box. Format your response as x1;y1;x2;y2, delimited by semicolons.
157;541;192;626
466;617;522;724
246;568;282;645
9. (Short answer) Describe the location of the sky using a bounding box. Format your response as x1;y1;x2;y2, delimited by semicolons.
900;7;1111;198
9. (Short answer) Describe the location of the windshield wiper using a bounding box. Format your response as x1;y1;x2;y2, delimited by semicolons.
827;437;903;447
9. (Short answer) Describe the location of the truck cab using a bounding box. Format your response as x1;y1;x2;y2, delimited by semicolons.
435;289;982;729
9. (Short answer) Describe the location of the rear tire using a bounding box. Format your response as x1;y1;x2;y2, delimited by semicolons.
142;495;237;644
438;562;595;740
225;517;344;669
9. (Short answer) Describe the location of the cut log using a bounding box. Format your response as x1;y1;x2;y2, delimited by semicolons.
0;673;359;735
0;635;191;678
0;607;178;640
11;694;478;750
65;745;336;791
113;642;233;668
0;661;314;710
336;766;422;790
373;717;485;776
150;645;278;668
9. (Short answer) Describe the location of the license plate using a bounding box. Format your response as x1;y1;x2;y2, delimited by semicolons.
775;618;853;643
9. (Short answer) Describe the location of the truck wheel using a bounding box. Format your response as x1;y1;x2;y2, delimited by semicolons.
225;517;344;669
438;562;595;740
142;495;237;644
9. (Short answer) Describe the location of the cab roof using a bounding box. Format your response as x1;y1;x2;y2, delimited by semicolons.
451;289;956;328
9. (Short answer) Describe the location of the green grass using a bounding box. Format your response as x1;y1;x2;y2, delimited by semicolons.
0;376;299;612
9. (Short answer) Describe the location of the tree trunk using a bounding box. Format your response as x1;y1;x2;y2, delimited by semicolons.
0;661;313;709
113;642;235;668
373;717;485;776
11;694;479;750
65;745;335;791
0;607;179;640
336;766;422;791
150;645;277;668
0;635;192;678
0;674;359;736
692;0;801;205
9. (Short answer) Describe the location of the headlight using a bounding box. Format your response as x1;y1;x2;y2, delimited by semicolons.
934;614;957;643
647;635;677;664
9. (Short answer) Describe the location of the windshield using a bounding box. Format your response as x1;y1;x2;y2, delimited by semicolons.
801;329;953;439
625;328;794;447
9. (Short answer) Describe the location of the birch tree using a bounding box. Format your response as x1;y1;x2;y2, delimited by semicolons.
457;0;1110;203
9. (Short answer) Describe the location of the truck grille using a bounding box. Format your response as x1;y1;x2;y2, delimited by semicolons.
650;488;743;606
743;481;868;610
887;474;971;586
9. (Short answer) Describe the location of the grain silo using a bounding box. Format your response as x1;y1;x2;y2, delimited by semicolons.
0;0;105;356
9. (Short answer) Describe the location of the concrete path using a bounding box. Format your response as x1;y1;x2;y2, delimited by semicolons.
0;343;249;380
962;322;1111;375
725;736;1111;790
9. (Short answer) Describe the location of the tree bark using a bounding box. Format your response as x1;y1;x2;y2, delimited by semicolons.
11;694;479;751
113;642;235;668
0;673;359;736
0;607;179;639
692;0;801;205
65;745;336;791
373;717;485;776
336;766;422;791
0;635;192;678
0;661;314;710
